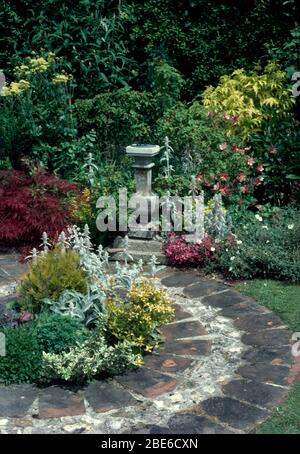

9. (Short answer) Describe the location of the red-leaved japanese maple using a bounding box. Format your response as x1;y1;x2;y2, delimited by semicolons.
0;169;77;248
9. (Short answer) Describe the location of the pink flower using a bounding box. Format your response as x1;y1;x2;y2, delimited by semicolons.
246;157;255;167
213;182;220;191
195;174;203;181
232;146;239;152
269;145;277;154
224;113;231;121
207;111;214;118
219;143;227;151
240;186;248;194
219;186;231;196
254;178;263;187
256;162;264;173
236;171;246;182
219;172;229;182
19;311;33;323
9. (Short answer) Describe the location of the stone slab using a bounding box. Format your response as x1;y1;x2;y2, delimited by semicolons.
183;281;228;298
0;385;37;418
200;397;268;430
159;339;211;357
38;386;85;418
143;354;194;373
161;272;200;288
202;290;249;308
236;363;290;386
222;379;287;409
116;368;178;398
167;413;234;434
85;381;137;413
159;320;207;341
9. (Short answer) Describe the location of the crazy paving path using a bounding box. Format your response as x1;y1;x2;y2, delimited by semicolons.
0;253;298;434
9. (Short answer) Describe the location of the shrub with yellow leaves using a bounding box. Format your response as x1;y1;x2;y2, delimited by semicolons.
106;280;174;352
202;62;295;140
18;247;88;313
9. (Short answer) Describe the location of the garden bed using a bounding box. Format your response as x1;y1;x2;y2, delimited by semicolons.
0;260;295;434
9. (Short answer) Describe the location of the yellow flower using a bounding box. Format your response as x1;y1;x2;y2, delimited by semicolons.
2;79;30;96
52;73;73;85
28;57;50;74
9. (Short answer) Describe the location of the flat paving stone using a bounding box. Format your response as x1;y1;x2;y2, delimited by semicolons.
242;346;292;365
167;413;234;434
236;363;290;386
222;379;287;409
183;281;228;298
233;313;285;332
85;381;137;413
159;320;207;341
220;301;268;318
172;303;193;321
159;339;211;357
200;396;268;430
242;329;291;347
116;368;178;398
161;271;199;288
0;385;37;418
38;386;85;418
202;290;248;308
143;354;194;373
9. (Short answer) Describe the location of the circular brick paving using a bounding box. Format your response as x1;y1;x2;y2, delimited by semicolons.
0;256;297;434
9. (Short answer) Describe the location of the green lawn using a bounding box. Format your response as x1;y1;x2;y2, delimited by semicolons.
236;280;300;434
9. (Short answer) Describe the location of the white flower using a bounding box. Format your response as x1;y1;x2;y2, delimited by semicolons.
262;225;268;229
229;267;233;272
288;224;294;230
236;240;243;245
210;247;216;252
266;240;270;243
230;256;235;261
255;214;263;222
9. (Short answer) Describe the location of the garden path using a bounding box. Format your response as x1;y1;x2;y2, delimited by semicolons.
0;254;297;434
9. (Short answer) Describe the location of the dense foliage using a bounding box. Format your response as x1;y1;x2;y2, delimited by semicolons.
107;280;174;350
0;169;77;247
0;227;174;384
19;247;88;312
208;207;300;282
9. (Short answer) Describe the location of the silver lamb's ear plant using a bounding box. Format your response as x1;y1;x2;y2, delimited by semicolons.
58;231;69;254
120;235;133;266
146;255;165;277
161;190;179;232
160;136;174;178
83;224;92;252
26;247;38;264
82;130;98;187
182;149;195;175
43;285;107;327
205;193;229;240
189;175;198;197
40;232;50;255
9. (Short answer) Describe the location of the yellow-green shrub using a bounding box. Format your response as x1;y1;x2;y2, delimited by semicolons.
19;247;88;313
202;62;295;139
106;280;174;352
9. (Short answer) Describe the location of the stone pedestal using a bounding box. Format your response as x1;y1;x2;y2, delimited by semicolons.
108;143;166;264
126;144;160;240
